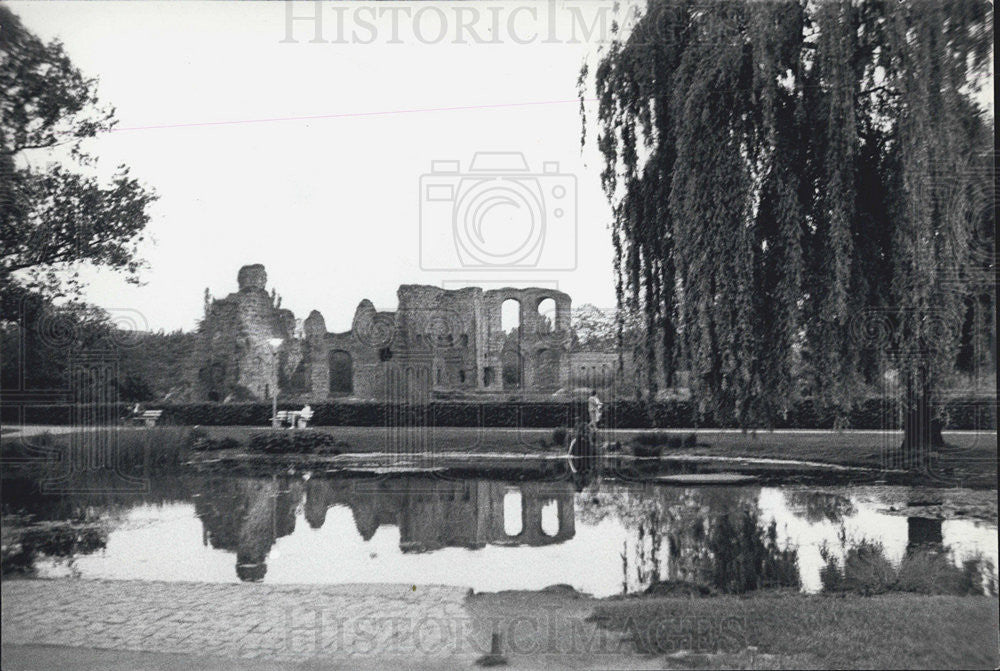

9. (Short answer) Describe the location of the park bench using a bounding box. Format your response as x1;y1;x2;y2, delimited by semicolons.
131;410;163;427
272;410;314;429
272;410;298;428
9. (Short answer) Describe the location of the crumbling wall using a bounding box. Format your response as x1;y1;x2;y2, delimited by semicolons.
303;310;330;398
191;266;581;402
192;264;317;402
396;285;484;395
567;352;620;389
484;288;572;393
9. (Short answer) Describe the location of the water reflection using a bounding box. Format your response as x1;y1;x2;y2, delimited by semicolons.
194;477;303;582
581;486;800;594
1;474;190;578
818;516;997;596
194;477;576;581
2;519;109;577
784;490;857;524
1;474;996;597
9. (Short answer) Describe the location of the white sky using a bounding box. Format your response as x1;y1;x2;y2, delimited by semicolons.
11;1;991;334
10;0;623;332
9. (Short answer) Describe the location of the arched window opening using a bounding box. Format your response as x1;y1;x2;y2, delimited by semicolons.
503;490;523;536
541;500;559;537
537;297;556;332
501;298;521;335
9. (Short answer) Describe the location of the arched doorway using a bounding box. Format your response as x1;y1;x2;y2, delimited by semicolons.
501;298;522;390
329;350;353;395
534;349;561;391
502;349;522;388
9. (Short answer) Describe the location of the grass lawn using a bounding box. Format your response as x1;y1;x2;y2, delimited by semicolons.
465;589;999;669
589;592;1000;669
5;425;995;483
666;429;996;467
200;425;565;454
195;425;996;479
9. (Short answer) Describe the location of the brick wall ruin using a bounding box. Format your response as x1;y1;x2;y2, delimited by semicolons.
191;265;622;402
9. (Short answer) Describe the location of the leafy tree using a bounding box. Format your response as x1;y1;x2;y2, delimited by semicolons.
582;0;993;455
0;283;117;392
1;6;164;404
572;303;622;351
0;4;156;298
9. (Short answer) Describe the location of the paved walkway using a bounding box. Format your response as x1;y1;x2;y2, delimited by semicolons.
3;580;683;670
2;580;483;667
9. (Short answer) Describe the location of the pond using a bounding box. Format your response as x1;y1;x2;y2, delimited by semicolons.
2;473;996;598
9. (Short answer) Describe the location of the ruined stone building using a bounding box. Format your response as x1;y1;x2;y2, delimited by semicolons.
191;265;620;402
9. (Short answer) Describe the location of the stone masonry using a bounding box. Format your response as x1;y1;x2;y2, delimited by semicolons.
191;265;619;402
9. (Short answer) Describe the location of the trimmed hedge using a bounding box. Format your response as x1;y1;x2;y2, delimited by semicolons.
1;397;995;430
247;430;347;455
632;431;699;448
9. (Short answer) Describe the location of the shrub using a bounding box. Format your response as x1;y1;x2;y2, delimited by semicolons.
643;580;714;597
631;431;700;449
633;431;669;446
3;397;994;430
186;427;209;447
818;540;989;596
247;430;347;455
216;436;241;450
632;444;662;458
551;427;568;447
189;433;241;452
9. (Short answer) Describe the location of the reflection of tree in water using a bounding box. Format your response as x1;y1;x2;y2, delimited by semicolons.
1;517;109;577
2;474;192;523
784;490;856;524
580;485;799;594
819;517;997;596
193;476;303;582
1;473;196;577
708;511;799;593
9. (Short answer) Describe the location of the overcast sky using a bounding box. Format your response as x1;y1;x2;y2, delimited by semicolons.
11;1;622;332
11;1;992;334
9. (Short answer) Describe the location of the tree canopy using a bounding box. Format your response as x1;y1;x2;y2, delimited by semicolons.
0;4;157;298
582;0;994;441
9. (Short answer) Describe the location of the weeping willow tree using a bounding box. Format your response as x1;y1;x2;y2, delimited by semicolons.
583;0;993;454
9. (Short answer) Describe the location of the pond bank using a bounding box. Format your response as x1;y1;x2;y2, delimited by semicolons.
185;449;890;487
187;425;996;466
472;587;999;669
6;424;994;486
5;578;994;669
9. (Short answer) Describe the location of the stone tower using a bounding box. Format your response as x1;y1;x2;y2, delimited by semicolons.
193;265;328;402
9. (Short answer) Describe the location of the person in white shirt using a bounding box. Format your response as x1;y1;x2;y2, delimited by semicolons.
298;404;314;428
587;389;603;430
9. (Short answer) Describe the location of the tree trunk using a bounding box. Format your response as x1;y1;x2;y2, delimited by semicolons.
898;376;945;469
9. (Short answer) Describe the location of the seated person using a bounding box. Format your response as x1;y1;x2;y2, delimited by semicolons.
298;404;314;428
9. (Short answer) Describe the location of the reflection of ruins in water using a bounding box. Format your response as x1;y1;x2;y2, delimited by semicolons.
194;476;576;581
194;477;303;582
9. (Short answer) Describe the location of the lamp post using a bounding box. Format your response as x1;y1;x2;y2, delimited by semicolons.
268;337;284;428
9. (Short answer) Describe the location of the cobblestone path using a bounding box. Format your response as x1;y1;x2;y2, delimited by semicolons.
2;580;484;666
